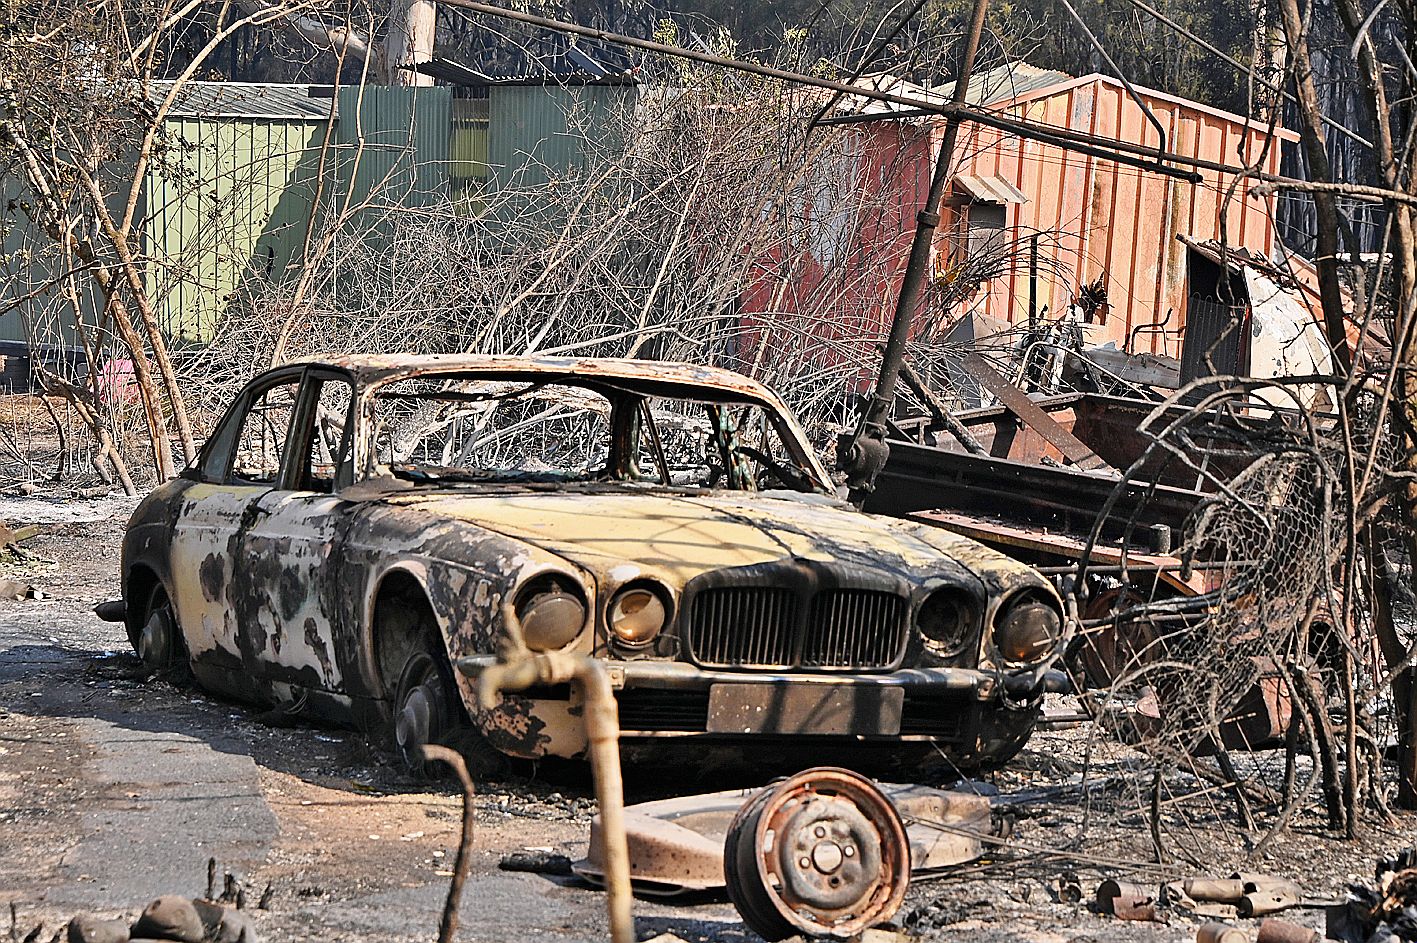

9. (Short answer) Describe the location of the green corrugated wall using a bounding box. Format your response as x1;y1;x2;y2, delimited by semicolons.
488;84;632;193
0;165;122;348
1;83;638;350
330;85;451;212
145;116;326;343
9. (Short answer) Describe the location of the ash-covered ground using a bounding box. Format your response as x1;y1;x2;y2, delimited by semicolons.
0;495;1409;942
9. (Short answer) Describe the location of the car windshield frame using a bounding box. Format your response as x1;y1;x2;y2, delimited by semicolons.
354;368;834;494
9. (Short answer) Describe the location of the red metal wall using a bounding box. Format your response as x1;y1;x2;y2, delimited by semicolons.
736;121;930;384
947;75;1294;355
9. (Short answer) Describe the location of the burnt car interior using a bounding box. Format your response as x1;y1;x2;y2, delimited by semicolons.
204;368;359;494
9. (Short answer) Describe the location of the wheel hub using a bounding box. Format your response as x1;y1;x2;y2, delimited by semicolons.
138;610;172;668
776;795;882;911
397;678;448;768
724;767;909;941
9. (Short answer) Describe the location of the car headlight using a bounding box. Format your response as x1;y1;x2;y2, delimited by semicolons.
994;594;1063;664
515;576;587;651
608;585;668;647
917;588;975;655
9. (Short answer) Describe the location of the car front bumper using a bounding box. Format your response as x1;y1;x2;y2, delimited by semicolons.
456;655;1045;763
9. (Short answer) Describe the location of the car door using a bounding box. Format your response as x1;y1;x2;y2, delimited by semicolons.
168;368;305;694
232;369;360;705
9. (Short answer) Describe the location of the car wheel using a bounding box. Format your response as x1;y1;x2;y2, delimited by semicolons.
391;648;460;778
135;584;186;673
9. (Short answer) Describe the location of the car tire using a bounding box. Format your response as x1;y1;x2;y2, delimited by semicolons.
133;584;189;677
390;646;463;779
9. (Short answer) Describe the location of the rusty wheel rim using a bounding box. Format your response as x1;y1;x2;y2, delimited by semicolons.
725;767;909;941
1076;585;1158;688
394;651;453;777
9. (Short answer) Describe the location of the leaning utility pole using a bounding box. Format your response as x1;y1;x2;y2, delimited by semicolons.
836;0;991;503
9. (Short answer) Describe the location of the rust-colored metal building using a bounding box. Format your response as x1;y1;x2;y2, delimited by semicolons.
939;63;1297;355
737;63;1300;372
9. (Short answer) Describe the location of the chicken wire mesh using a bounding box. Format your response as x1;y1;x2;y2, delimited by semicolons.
1060;376;1402;868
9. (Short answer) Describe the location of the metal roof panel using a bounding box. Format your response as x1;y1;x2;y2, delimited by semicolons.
149;82;336;120
955;173;1028;204
934;62;1072;107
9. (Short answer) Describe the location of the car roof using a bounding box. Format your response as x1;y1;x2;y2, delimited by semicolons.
305;354;783;401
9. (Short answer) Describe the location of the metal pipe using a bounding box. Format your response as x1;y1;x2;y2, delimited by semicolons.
969;111;1200;181
828;101;1204;181
896;356;989;456
1012;339;1165;400
816;106;940;125
421;744;477;943
824;98;1325;190
954;106;1218;180
842;0;993;502
476;653;634;943
1028;234;1039;331
1035;559;1260;575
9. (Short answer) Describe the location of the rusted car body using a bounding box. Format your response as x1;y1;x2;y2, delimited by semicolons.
106;355;1069;770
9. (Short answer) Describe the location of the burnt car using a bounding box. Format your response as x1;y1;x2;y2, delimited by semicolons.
103;355;1069;772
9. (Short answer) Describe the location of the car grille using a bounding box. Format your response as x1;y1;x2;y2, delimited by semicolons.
616;689;710;731
803;590;909;668
899;692;965;737
685;586;908;671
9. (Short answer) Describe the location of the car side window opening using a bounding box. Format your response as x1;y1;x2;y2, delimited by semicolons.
229;380;301;485
299;377;355;493
630;400;673;484
637;397;818;493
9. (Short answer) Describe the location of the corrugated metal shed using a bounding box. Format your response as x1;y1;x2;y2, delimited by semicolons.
3;83;454;349
145;112;326;342
735;62;1300;379
947;71;1297;354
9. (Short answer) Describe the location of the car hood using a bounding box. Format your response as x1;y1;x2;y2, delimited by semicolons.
380;488;1032;589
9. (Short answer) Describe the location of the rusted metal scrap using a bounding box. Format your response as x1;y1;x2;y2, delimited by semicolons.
1237;875;1305;917
1256;918;1323;943
1196;923;1248;943
573;780;996;895
724;768;911;941
51;894;258;943
1102;873;1309;927
961;352;1113;472
1096;879;1161;922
